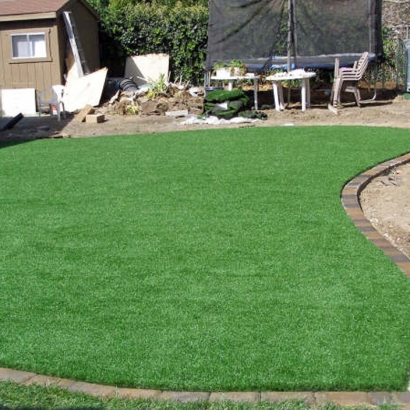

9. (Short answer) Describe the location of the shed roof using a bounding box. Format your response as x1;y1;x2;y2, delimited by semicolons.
0;0;98;21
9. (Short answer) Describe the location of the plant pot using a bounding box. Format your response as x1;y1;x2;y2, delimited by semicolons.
231;67;243;76
214;67;231;78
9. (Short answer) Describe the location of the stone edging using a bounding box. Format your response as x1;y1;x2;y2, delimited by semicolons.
341;152;410;279
2;153;410;408
2;367;410;407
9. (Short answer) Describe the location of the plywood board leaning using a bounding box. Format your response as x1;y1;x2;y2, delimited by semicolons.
63;68;108;112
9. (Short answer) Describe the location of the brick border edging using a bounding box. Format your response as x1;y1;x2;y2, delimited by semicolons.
2;154;410;408
341;152;410;278
1;367;410;407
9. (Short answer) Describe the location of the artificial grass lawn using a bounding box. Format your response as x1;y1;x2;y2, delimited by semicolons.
0;126;410;392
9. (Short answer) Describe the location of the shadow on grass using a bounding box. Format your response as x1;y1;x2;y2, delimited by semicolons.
0;114;73;146
0;140;31;151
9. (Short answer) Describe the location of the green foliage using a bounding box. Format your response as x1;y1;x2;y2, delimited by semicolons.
146;73;168;99
88;1;208;85
382;25;399;69
115;0;208;6
126;102;139;114
376;25;407;87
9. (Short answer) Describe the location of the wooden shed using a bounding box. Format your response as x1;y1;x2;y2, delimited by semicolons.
0;0;100;93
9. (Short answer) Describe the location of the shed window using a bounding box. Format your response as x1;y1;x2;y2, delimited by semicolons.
11;33;47;59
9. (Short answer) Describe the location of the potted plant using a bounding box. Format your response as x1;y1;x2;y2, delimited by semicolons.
212;61;231;78
213;60;247;77
229;60;247;76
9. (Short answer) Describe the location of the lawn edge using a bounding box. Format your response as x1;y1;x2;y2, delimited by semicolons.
341;151;410;278
1;368;410;407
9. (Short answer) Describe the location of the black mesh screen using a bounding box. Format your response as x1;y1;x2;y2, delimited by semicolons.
206;0;382;70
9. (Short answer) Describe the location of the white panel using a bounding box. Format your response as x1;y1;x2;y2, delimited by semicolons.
124;54;169;87
1;88;36;117
63;67;108;112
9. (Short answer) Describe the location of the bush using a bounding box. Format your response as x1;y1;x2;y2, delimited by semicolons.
89;1;208;85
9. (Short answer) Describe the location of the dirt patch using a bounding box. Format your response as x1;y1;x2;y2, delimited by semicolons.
1;88;410;262
360;162;410;259
1;88;409;140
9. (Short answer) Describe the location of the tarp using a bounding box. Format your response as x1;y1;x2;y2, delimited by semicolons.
206;0;382;71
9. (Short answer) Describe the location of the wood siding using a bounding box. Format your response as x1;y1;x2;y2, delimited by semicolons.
61;1;100;73
0;19;63;91
0;0;99;94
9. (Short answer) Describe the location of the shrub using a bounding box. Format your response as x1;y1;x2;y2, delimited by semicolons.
89;1;208;85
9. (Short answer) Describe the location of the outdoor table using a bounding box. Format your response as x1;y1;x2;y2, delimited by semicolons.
210;73;260;110
266;70;316;111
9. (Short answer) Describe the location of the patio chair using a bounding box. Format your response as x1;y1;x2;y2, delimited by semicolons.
37;85;66;121
328;51;369;114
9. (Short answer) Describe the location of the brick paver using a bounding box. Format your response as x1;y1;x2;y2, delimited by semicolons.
65;381;117;397
261;391;315;405
116;387;161;399
209;391;260;402
158;391;211;402
315;391;371;407
0;368;37;383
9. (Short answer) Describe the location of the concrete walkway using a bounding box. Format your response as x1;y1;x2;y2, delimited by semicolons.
2;153;410;408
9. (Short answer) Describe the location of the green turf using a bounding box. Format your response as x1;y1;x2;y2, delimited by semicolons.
0;127;410;392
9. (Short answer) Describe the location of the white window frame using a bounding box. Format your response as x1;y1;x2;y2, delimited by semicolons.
11;32;47;59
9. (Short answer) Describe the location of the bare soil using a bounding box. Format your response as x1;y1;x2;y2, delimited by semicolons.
360;162;410;259
1;88;409;259
1;88;408;140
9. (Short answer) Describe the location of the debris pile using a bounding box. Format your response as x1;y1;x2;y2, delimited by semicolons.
101;77;204;118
